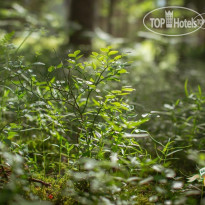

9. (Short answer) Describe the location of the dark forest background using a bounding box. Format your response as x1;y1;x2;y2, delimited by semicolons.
1;0;205;110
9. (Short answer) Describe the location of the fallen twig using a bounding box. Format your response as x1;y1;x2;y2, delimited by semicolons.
29;178;51;187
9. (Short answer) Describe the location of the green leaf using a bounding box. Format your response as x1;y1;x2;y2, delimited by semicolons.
90;78;95;82
68;53;76;58
92;52;99;56
114;55;122;60
122;87;135;92
50;77;55;83
108;51;118;56
92;62;96;70
8;131;18;139
198;85;202;96
79;101;86;107
125;118;149;129
105;94;115;99
166;149;183;156
76;54;83;60
111;90;121;94
117;93;129;96
43;136;50;142
111;102;121;107
184;80;189;97
118;69;127;74
33;62;45;66
77;63;84;69
57;62;63;68
31;76;37;82
100;48;109;53
36;82;47;86
67;59;75;64
48;66;55;72
92;98;100;106
74;50;81;56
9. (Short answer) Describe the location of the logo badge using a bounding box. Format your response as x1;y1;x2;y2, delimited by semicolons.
143;6;204;36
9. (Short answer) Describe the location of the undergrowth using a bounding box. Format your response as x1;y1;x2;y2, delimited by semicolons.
0;32;205;205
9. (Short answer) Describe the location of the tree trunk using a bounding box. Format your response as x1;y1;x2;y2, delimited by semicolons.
69;0;96;48
107;0;116;34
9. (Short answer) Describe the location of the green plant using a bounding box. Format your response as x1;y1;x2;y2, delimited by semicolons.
1;32;204;204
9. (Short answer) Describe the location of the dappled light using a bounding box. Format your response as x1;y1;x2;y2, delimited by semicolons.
0;0;205;204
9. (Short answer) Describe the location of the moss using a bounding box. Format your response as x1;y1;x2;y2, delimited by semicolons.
29;174;76;204
136;194;154;205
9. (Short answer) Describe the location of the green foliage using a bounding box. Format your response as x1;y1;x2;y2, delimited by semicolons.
0;39;204;204
0;44;151;204
149;83;205;149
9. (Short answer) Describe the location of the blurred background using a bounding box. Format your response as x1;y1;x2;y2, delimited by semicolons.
0;0;205;112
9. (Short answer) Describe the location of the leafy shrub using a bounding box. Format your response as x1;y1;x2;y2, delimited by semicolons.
0;33;204;204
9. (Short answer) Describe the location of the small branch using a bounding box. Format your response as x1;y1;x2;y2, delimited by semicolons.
29;178;51;187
